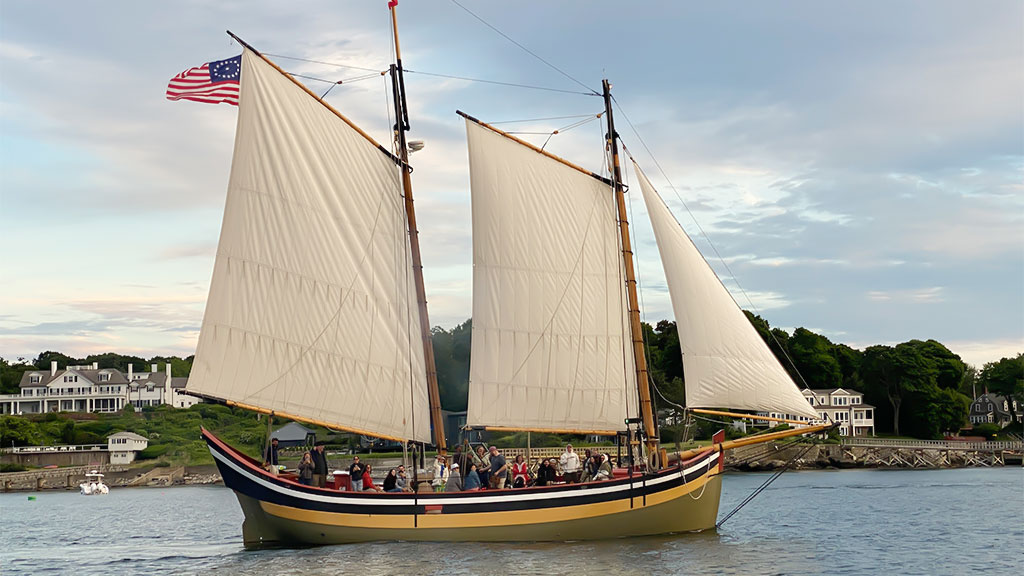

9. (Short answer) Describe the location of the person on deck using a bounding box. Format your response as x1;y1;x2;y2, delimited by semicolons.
362;464;383;492
593;453;613;481
383;468;402;493
473;445;491;488
451;445;469;479
297;451;314;485
349;456;365;492
432;455;449;492
580;453;600;483
511;454;529;488
444;463;464;492
396;464;411;492
488;446;508;489
559;444;580;484
535;458;555;486
463;462;482;491
263;437;280;476
311;443;328;488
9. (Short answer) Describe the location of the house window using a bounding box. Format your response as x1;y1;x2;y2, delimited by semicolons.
99;373;109;382
30;375;40;383
865;410;872;420
852;397;861;404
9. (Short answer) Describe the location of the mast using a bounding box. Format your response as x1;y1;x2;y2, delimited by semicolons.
602;79;660;468
389;3;447;453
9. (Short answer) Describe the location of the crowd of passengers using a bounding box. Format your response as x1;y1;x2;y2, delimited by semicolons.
282;441;616;493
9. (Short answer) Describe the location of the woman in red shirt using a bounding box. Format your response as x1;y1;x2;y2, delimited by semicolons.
362;464;383;492
511;454;529;488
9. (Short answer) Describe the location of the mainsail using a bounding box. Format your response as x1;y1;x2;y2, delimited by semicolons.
633;163;819;420
186;48;432;443
463;118;638;434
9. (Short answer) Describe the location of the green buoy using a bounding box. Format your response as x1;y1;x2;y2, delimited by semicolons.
27;496;36;501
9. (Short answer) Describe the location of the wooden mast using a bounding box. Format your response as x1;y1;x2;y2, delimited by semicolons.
602;79;660;468
389;3;447;453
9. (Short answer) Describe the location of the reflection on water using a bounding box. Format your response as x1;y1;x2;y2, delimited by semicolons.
0;468;1020;575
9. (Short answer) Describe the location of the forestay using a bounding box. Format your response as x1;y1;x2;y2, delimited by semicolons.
634;163;819;420
465;120;638;433
186;48;431;443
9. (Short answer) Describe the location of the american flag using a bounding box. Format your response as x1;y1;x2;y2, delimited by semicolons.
166;55;241;106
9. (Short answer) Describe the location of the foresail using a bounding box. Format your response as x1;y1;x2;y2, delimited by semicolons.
186;48;431;443
464;119;638;433
634;163;819;420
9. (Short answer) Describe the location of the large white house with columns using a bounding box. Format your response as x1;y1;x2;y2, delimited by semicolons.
0;361;200;415
757;388;876;436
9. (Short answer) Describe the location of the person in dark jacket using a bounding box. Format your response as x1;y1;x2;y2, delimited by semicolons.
263;437;280;476
349;456;365;492
297;451;314;485
382;468;402;493
535;458;558;486
311;444;328;488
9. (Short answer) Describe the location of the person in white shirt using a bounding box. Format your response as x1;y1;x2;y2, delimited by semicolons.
559;444;581;483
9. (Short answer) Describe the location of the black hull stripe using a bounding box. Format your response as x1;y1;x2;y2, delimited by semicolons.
206;433;718;516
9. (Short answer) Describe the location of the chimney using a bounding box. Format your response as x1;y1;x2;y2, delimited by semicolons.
151;363;158;373
92;361;99;370
51;360;57;376
128;364;134;380
165;363;173;405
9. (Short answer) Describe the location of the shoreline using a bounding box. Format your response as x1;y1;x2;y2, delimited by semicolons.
3;442;1019;493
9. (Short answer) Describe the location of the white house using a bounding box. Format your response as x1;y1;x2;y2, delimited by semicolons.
0;361;200;416
108;431;149;464
127;363;199;410
0;362;130;415
757;388;875;437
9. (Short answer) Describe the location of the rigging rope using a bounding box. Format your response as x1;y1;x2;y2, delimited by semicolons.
447;0;599;96
405;69;594;95
715;440;817;528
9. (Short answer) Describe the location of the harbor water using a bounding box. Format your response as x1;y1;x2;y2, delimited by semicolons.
1;467;1020;575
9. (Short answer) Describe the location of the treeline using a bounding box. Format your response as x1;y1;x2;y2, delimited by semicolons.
3;316;1021;440
430;316;1023;440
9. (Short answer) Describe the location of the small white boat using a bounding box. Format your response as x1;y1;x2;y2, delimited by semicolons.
80;471;109;495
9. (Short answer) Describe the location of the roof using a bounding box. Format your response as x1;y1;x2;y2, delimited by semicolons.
816;403;876;410
170;377;188;389
970;394;1019;418
804;388;864;396
272;422;316;443
20;368;129;388
108;431;148;441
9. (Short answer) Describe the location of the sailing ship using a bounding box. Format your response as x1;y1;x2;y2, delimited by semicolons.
185;6;828;547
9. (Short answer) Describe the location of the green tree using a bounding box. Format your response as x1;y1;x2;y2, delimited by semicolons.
432;319;472;412
978;354;1024;405
34;351;79;370
0;357;35;395
862;344;935;436
788;328;842;388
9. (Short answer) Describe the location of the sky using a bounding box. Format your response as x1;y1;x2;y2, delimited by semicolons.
0;1;1021;369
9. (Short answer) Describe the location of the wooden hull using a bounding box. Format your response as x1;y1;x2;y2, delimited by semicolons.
203;429;723;547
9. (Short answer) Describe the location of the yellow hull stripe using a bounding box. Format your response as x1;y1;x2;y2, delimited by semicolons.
260;468;717;530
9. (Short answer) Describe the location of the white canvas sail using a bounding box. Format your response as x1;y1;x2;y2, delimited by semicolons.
186;48;431;443
464;119;638;433
634;162;819;420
